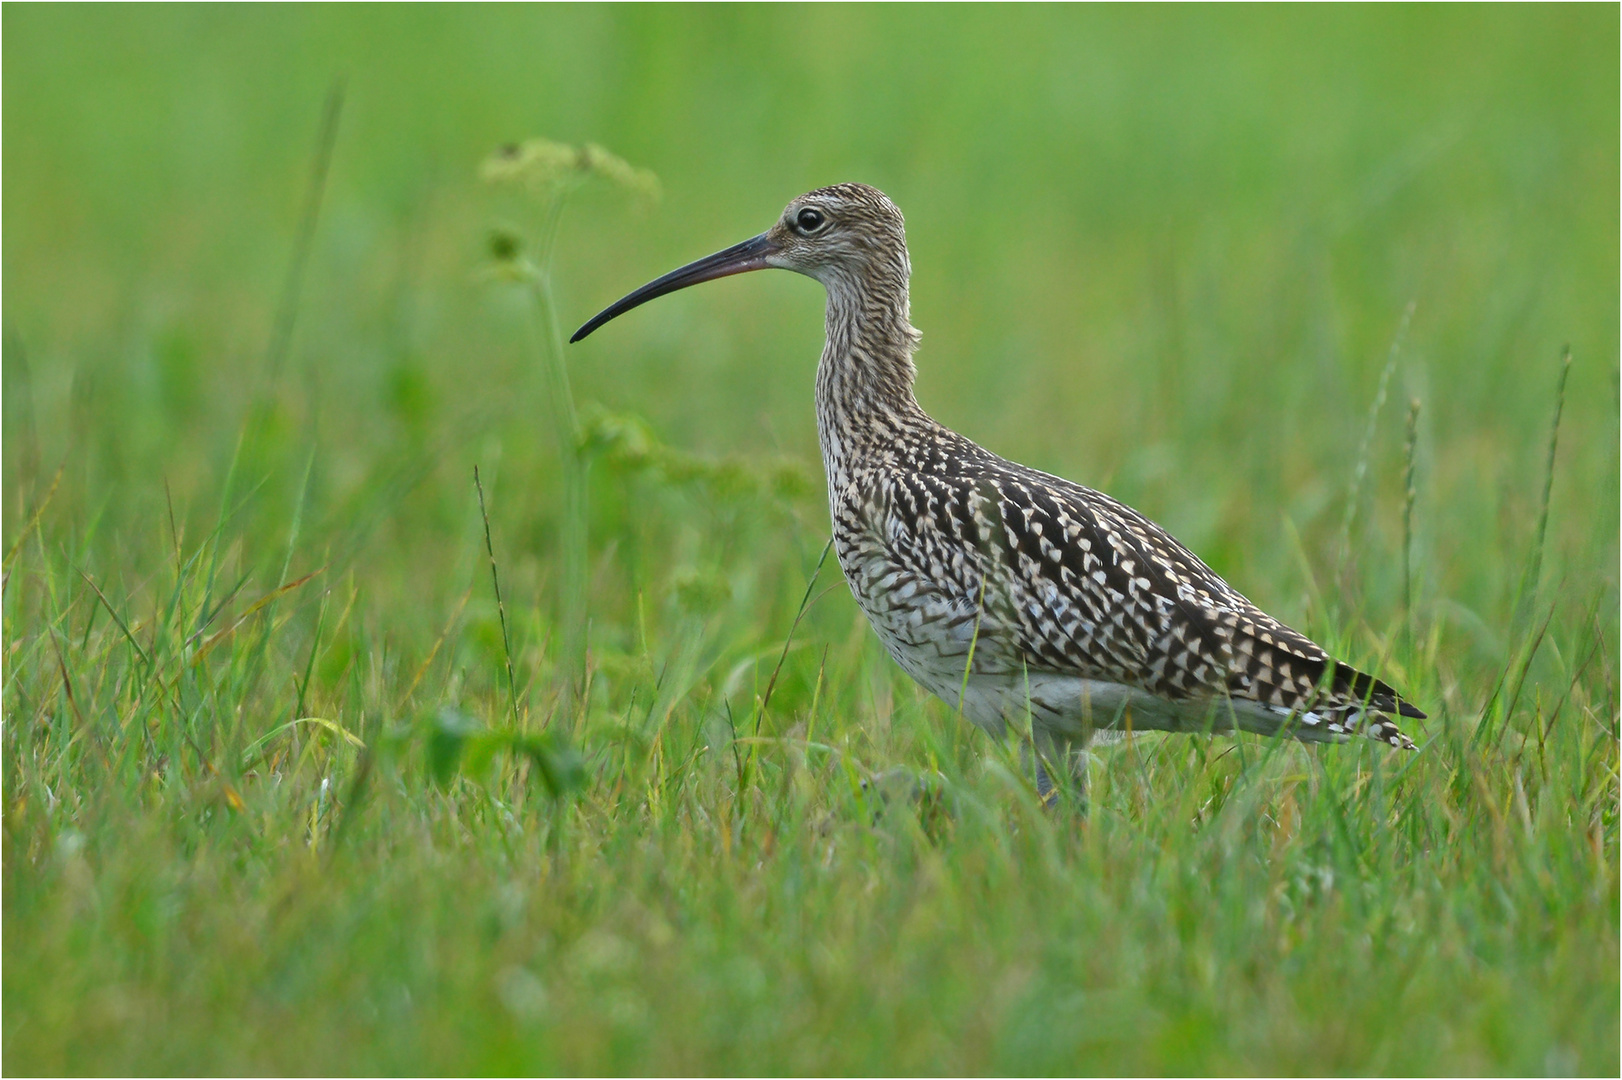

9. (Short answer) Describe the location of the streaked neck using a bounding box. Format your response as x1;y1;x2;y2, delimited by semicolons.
814;263;928;484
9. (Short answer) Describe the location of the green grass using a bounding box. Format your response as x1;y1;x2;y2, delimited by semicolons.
4;5;1618;1074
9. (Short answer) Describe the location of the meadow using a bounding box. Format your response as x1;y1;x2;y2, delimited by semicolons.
3;6;1618;1074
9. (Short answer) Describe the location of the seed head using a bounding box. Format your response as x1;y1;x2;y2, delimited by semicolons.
480;137;660;202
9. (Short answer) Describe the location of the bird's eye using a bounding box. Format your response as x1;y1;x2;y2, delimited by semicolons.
795;207;826;233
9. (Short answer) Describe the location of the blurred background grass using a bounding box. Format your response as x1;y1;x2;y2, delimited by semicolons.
3;5;1617;1074
4;5;1617;635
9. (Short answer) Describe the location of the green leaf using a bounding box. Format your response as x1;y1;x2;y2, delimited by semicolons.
511;733;586;799
427;707;479;788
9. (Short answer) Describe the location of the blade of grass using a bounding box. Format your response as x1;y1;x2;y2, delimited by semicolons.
1339;299;1415;580
2;461;63;581
190;567;325;666
754;536;834;737
74;568;152;668
474;466;521;730
263;77;346;384
1402;396;1421;623
399;586;474;712
1514;346;1572;632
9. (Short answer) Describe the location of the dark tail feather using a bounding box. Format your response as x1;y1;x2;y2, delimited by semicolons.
1332;662;1426;719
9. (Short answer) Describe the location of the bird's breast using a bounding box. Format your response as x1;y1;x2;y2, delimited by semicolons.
829;470;1022;683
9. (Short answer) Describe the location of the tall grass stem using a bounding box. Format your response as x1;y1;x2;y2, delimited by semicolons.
1402;397;1421;622
754;537;834;737
527;196;589;710
1338;300;1415;583
474;465;522;730
263;77;345;386
1520;346;1572;624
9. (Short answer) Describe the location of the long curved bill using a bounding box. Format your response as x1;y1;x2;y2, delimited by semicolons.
570;232;779;343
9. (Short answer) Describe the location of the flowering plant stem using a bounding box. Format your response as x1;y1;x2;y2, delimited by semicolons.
529;193;589;719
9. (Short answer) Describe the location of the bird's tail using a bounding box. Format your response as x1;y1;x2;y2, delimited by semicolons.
1316;662;1424;749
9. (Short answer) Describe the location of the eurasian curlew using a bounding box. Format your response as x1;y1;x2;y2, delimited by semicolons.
572;183;1423;797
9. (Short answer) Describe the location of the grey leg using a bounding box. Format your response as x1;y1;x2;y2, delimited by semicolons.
1030;731;1089;810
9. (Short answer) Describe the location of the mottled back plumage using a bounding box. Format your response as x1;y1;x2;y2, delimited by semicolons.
574;182;1424;788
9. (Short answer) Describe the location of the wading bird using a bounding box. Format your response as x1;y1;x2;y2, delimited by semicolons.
573;184;1423;797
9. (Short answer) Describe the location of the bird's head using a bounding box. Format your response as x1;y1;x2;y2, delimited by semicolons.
763;183;909;285
571;183;909;343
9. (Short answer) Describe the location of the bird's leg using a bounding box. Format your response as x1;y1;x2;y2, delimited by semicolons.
1028;730;1089;811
